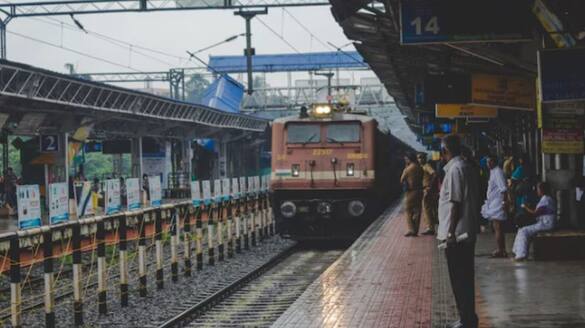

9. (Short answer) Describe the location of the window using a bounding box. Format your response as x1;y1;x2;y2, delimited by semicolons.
287;124;321;144
326;123;361;143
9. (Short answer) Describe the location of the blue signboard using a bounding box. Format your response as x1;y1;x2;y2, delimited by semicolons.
400;0;532;45
539;48;585;102
40;134;59;152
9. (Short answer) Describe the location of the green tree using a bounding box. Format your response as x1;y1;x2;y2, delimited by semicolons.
186;73;211;104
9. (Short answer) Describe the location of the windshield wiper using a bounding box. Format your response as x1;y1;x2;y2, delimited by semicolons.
327;137;344;145
302;133;317;146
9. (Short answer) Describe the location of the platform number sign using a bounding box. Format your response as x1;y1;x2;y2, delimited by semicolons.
409;16;440;37
399;0;533;45
40;134;59;152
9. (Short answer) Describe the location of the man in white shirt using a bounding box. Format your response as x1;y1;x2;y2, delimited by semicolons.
438;134;479;328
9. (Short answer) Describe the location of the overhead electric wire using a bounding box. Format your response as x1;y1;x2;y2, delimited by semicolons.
34;16;183;67
7;30;144;72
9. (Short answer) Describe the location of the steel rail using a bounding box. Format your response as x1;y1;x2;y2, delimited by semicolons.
157;244;298;328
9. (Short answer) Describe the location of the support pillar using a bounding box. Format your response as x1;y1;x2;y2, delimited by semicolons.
131;137;143;179
118;215;129;307
72;223;83;325
43;229;55;328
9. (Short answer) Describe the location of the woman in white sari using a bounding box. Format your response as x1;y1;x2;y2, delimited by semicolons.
512;182;556;261
481;157;508;258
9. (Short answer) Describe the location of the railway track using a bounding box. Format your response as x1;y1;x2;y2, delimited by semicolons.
156;246;344;328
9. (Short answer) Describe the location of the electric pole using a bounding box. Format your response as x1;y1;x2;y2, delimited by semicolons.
235;8;267;95
315;72;335;103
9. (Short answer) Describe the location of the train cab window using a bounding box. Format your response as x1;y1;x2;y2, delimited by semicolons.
287;123;321;144
326;123;361;143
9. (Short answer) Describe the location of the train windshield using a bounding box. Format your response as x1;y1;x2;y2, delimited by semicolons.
326;123;361;143
287;123;321;144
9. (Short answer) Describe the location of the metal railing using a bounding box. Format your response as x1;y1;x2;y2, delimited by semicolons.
242;84;394;112
0;188;274;327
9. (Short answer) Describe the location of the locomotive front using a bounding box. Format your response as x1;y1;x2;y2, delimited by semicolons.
271;104;378;239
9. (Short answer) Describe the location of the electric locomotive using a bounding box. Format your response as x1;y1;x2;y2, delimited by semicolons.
271;104;409;240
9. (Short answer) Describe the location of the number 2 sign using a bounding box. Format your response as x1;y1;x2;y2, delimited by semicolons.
40;135;59;153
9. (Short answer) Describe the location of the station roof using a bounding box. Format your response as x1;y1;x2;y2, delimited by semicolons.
208;51;368;73
328;1;580;134
0;60;268;139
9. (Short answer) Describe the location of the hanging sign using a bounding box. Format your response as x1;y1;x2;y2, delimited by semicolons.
148;176;162;207
471;74;535;109
75;181;94;218
231;177;240;199
202;180;212;205
191;180;202;207
126;178;141;210
539;48;585;102
436;104;498;119
49;182;69;225
105;179;121;215
40;134;59;153
399;0;532;45
17;184;42;230
222;179;231;201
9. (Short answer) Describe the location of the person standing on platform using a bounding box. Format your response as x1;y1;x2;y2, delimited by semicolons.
438;134;480;328
481;156;508;258
418;152;437;235
400;152;423;237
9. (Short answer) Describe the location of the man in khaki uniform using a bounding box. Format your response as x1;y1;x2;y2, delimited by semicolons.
400;152;423;237
418;153;438;235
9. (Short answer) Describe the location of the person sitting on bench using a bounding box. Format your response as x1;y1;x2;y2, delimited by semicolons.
512;182;556;261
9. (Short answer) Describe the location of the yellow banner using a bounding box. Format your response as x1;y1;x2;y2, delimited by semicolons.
435;104;498;119
472;74;535;109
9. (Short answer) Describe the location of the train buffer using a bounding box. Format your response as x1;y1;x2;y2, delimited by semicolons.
272;201;585;328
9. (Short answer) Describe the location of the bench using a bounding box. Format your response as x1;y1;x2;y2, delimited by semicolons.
533;230;585;261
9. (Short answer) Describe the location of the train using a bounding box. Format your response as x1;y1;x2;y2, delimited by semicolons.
270;103;413;240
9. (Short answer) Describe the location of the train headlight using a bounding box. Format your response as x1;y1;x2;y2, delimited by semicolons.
346;163;355;176
280;201;297;218
348;200;366;217
314;104;332;115
291;164;300;177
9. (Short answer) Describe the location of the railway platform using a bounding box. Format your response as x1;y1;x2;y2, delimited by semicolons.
273;202;585;328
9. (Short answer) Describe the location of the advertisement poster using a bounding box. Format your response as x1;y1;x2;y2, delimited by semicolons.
232;177;240;199
75;181;94;218
222;179;231;201
261;175;269;192
191;180;202;207
202;180;212;205
17;184;42;230
213;179;222;202
239;177;247;197
254;176;261;194
105;179;121;215
126;178;141;210
148;176;162;207
49;182;69;225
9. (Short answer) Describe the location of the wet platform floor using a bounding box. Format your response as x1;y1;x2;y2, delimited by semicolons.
273;202;585;327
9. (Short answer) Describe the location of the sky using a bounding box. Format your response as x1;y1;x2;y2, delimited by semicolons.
1;2;423;149
4;5;352;75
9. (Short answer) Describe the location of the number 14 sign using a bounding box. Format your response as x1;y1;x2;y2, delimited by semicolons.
399;0;532;45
